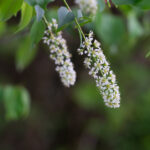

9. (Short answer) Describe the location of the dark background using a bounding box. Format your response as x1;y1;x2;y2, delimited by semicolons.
0;0;150;150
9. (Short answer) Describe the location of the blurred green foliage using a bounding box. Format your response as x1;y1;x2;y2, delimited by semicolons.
0;0;23;21
17;2;33;32
3;86;30;120
95;13;126;45
0;0;150;150
0;85;30;121
15;35;37;71
73;81;102;110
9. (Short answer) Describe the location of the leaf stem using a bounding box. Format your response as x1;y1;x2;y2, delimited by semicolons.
63;0;72;11
63;0;86;41
43;16;49;26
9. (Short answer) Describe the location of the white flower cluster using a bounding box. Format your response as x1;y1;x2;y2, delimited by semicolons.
77;31;120;108
75;0;98;16
43;19;76;87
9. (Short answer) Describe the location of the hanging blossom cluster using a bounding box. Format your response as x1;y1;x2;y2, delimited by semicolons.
75;0;98;16
77;31;120;108
43;19;76;87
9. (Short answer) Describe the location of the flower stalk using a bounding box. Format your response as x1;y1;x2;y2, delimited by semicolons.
75;0;98;16
43;19;76;87
77;31;120;108
63;0;86;40
43;0;121;108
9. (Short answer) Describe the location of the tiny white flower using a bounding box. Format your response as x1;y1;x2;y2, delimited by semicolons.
94;40;100;48
77;48;84;55
75;0;98;16
77;31;121;108
84;58;91;68
43;19;76;87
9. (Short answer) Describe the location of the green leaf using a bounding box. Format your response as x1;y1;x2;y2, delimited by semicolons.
112;0;150;10
45;8;57;21
95;13;126;45
16;36;37;71
0;0;23;21
127;12;143;38
98;0;106;12
17;2;33;32
24;0;36;6
77;10;83;19
58;7;69;26
35;5;45;21
58;7;75;29
135;0;150;10
30;19;45;44
3;86;30;120
112;0;141;5
63;12;75;25
24;0;54;8
76;17;92;28
146;51;150;58
0;22;6;36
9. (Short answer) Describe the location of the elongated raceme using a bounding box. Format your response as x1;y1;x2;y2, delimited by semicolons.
77;31;120;108
43;19;76;87
75;0;98;16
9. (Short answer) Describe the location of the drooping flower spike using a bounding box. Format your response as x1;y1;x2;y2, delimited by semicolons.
75;0;98;16
77;31;120;108
43;19;76;87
